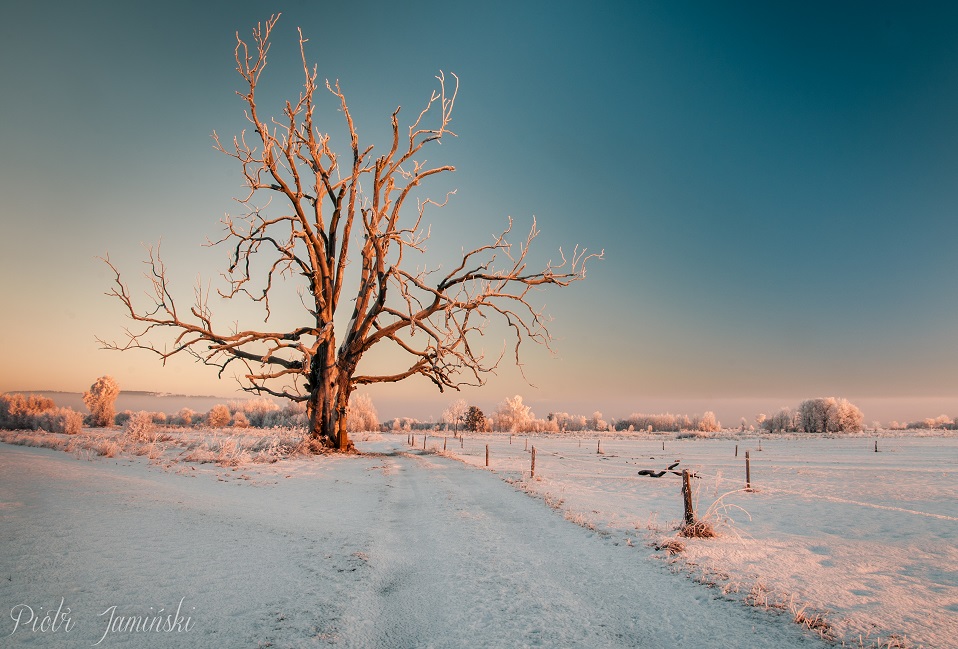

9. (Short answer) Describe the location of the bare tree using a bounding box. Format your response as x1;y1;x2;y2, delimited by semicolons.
98;15;600;451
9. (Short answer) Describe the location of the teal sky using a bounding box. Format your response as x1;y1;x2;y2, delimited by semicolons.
2;1;958;424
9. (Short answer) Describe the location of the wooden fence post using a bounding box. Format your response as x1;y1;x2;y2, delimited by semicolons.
424;435;427;450
443;437;447;451
530;446;536;478
460;435;464;449
597;440;602;454
485;444;489;467
682;469;695;525
525;438;528;451
411;435;415;448
745;450;752;490
735;444;738;457
875;440;878;453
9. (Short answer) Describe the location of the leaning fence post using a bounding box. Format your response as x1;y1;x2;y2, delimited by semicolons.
424;435;427;450
597;440;602;454
682;469;695;525
745;450;752;490
530;446;536;478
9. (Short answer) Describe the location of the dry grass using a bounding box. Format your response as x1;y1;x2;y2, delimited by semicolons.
792;604;835;640
679;520;717;538
651;538;686;555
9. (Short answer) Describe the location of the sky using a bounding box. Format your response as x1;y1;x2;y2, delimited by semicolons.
2;1;958;425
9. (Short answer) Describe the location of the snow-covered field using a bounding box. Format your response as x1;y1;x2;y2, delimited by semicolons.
0;429;953;648
1;433;827;648
445;431;958;648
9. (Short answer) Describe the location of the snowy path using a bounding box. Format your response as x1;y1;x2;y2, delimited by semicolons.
0;441;822;648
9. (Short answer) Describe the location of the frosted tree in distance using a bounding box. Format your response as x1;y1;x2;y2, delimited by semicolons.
98;15;600;450
83;376;120;428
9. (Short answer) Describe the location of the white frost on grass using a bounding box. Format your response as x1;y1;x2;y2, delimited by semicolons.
441;432;957;648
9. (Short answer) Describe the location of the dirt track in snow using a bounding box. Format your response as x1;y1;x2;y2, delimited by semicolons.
0;441;822;647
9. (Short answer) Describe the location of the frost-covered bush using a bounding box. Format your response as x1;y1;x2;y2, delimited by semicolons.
174;408;196;427
347;393;379;432
0;393;56;429
82;376;120;427
241;398;281;427
231;411;250;428
494;395;535;432
123;410;156;442
0;394;82;434
695;411;721;432
207;404;231;428
36;407;83;435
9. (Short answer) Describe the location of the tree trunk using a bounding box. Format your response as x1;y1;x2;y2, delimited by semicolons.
306;340;349;450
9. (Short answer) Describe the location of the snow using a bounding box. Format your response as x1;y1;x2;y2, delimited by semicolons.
446;432;958;648
0;436;827;648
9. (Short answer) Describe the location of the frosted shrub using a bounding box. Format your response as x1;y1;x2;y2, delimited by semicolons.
232;411;250;428
242;398;281;427
494;395;535;432
696;411;721;433
114;410;134;426
0;393;56;429
82;376;120;427
174;408;196;427
36;408;83;435
124;410;156;442
207;404;231;428
347;393;379;432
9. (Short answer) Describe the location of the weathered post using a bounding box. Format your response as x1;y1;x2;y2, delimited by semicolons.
597;440;602;454
530;446;537;478
443;437;447;451
525;438;528;451
875;440;878;453
745;450;752;490
682;469;695;525
485;444;490;467
424;435;427;450
735;444;738;457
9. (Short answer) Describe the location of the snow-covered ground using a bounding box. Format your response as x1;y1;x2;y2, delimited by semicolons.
445;431;958;648
0;436;828;648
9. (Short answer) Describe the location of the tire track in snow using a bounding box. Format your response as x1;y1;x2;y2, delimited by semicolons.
340;443;825;648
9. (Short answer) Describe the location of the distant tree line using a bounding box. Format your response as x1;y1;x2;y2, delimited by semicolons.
756;398;864;433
